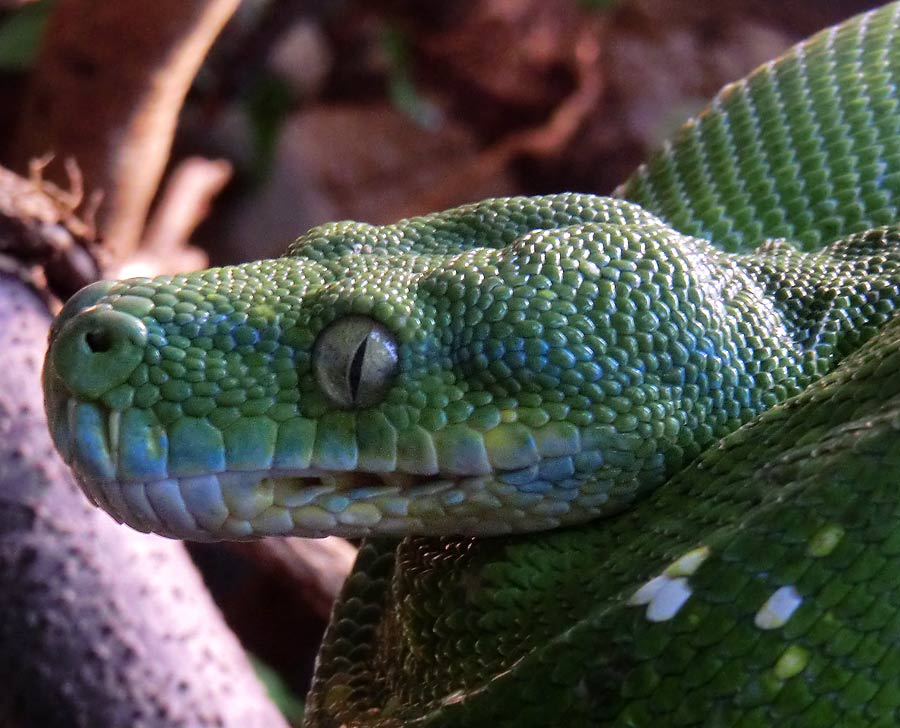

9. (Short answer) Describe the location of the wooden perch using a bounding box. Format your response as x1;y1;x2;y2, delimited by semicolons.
222;537;357;622
13;0;240;260
0;170;288;728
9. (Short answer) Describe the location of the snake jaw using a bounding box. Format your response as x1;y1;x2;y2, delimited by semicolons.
44;360;638;539
45;385;628;540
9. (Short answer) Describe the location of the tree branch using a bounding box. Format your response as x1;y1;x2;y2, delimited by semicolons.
13;0;240;260
0;168;289;728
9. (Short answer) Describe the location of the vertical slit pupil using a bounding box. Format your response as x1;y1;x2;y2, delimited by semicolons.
348;335;369;403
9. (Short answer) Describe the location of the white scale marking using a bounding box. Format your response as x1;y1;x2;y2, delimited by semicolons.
628;546;710;622
645;578;693;622
755;585;803;629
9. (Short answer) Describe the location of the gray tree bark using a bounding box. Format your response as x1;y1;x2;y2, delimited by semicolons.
0;272;289;728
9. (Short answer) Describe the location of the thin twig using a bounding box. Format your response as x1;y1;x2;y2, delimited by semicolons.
109;156;232;279
142;156;233;255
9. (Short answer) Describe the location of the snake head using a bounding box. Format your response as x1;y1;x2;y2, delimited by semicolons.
43;193;804;540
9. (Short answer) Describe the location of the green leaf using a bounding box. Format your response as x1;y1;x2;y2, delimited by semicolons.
250;654;306;725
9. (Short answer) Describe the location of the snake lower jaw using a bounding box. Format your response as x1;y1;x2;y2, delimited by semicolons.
45;387;621;540
67;465;620;541
69;469;596;541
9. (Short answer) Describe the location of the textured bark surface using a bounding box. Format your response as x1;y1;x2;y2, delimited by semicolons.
13;0;240;259
0;271;289;728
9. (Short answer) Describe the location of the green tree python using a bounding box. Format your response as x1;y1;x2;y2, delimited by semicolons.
41;3;900;725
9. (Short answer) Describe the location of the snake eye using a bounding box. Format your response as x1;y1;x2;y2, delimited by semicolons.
312;315;399;409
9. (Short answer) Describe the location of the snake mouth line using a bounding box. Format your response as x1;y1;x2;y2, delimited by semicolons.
46;386;611;539
77;469;557;540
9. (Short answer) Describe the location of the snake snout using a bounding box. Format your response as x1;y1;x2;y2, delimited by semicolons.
49;290;148;400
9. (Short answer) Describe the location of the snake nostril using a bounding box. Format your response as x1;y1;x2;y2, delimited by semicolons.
85;329;113;353
50;279;117;340
51;306;149;398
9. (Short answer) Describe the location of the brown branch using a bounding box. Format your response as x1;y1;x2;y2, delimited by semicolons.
13;0;240;261
110;156;232;279
0;171;289;728
0;161;99;301
222;537;357;622
142;157;232;257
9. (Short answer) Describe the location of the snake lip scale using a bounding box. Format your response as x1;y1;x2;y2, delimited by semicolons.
44;355;625;540
49;401;605;541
